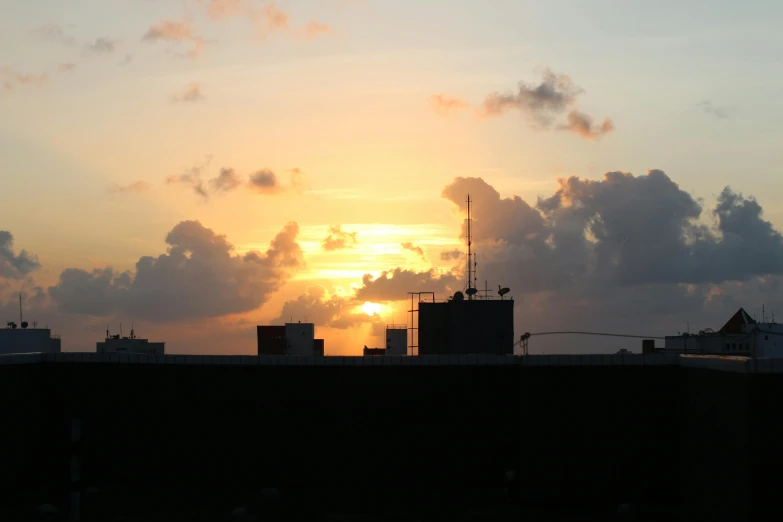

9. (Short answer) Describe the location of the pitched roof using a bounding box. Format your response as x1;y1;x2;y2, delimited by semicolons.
719;308;756;334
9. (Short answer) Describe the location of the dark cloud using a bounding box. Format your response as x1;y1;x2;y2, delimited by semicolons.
247;169;282;194
86;38;116;54
698;100;729;119
440;249;462;261
108;181;151;194
322;225;358;251
0;231;41;280
401;242;425;259
49;220;303;322
430;94;469;116
171;82;204;102
355;268;459;302
470;69;615;139
440;173;783;352
481;69;583;125
559;110;615;140
30;24;77;46
210;168;241;193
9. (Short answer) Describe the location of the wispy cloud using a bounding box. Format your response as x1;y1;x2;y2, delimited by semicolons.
142;20;205;58
401;242;426;260
108;181;152;194
1;67;49;91
430;94;469;116
303;19;331;38
210;167;241;193
166;158;300;200
29;24;77;46
171;82;204;103
118;54;133;66
698;100;729;119
59;63;77;73
85;37;116;54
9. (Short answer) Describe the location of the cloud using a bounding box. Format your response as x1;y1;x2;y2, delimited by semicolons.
355;268;459;302
210;168;242;193
166;156;212;199
1;68;48;91
303;19;331;38
698;100;729;119
119;54;133;66
108;181;152;195
438;173;783;350
48;220;303;322
430;94;469;116
205;0;245;20
401;242;425;259
273;285;370;328
171;82;204;103
0;231;41;280
59;63;77;73
85;38;116;54
322;225;358;251
481;69;583;124
247;169;282;194
463;69;616;139
559;110;615;140
30;24;77;46
440;249;462;261
142;20;205;58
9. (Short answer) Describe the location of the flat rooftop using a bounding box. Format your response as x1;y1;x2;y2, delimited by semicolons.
1;352;781;373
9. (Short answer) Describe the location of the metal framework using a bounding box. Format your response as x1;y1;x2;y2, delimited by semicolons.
407;292;435;356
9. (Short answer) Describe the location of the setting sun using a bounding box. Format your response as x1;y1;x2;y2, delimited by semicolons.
361;302;383;316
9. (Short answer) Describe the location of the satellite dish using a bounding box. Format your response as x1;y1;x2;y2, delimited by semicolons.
453;291;464;301
21;321;28;329
7;321;17;329
498;285;510;299
465;287;478;296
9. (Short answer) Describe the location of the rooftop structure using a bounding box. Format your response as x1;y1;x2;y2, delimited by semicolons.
96;327;164;355
408;195;515;356
257;322;324;356
661;306;783;357
1;295;61;355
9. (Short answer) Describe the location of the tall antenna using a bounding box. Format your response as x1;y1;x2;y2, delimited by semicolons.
19;293;23;325
466;194;474;296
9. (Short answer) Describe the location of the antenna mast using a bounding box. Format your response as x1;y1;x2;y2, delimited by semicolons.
466;194;474;298
19;293;23;325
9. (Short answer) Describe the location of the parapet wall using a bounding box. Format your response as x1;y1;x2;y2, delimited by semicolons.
0;353;780;521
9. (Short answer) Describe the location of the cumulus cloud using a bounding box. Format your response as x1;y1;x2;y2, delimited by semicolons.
322;225;358;251
440;172;783;351
108;181;152;194
48;220;303;322
401;242;425;259
273;285;371;328
142;20;205;58
698;100;729;119
355;268;459;302
85;38;116;54
559;110;615;140
171;82;204;102
430;94;469;116
0;231;41;280
30;24;77;46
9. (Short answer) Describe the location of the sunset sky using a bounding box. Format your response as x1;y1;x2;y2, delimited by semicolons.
2;0;783;354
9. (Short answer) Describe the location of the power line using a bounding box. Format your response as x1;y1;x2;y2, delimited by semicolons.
513;331;665;347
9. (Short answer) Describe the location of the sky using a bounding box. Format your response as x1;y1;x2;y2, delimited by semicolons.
2;0;783;355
